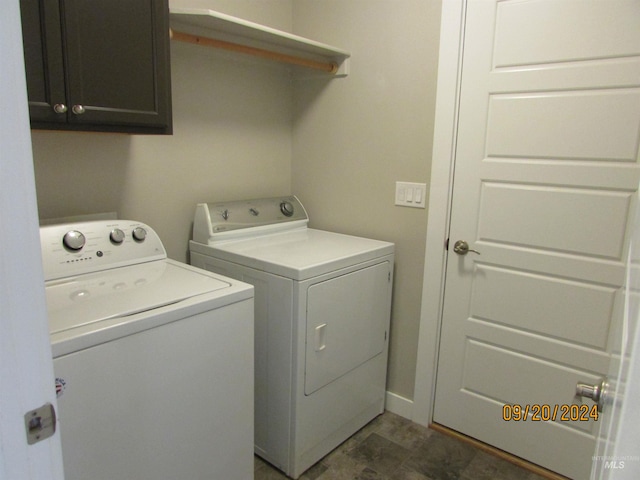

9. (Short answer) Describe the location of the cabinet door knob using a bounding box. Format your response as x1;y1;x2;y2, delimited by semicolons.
53;103;67;114
71;104;85;115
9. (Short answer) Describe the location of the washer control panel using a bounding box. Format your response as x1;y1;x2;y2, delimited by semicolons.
41;220;166;281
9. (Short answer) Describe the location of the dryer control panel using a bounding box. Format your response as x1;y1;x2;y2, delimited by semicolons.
41;220;166;281
193;195;309;244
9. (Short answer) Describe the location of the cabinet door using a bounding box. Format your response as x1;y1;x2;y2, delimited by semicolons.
62;0;172;132
20;0;67;124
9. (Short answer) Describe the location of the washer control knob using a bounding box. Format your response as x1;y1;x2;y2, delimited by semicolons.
63;230;85;251
280;201;294;217
132;227;147;242
110;228;125;244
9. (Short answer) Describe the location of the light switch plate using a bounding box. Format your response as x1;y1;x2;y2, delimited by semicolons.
395;182;426;208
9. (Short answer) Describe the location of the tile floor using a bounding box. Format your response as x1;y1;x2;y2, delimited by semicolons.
254;411;547;480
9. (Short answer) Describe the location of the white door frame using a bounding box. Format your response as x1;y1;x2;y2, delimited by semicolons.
0;1;65;478
412;0;465;427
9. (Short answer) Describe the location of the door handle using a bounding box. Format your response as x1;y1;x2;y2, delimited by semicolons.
576;378;608;412
314;323;327;352
453;240;480;255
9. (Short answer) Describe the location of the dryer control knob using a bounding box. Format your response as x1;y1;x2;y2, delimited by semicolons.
110;228;125;244
280;201;294;217
132;227;147;242
63;230;85;251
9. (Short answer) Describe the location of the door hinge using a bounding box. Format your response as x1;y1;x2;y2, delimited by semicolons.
445;237;450;250
385;330;388;341
388;271;391;282
24;403;56;445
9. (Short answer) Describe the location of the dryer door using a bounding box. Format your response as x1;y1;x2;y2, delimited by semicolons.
304;261;392;395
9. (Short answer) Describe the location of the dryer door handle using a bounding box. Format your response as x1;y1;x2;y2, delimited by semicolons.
315;323;327;352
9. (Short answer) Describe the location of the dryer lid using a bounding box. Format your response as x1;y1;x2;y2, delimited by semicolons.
45;260;231;335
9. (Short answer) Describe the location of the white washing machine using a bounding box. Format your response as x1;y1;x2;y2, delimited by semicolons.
189;196;394;478
41;220;254;480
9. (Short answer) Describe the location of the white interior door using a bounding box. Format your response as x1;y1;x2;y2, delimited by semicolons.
0;1;64;478
433;1;640;479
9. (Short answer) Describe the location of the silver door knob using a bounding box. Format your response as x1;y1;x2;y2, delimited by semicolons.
72;104;85;115
576;379;607;412
453;240;480;255
53;103;67;114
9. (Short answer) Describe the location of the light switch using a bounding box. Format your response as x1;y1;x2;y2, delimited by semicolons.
395;182;426;208
397;187;406;202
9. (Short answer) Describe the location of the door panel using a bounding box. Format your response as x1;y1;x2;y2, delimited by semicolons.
433;1;640;478
304;262;390;395
478;184;632;258
462;339;601;434
471;264;616;348
493;0;640;66
486;90;640;161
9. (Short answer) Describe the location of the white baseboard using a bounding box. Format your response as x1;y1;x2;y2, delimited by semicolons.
384;391;414;420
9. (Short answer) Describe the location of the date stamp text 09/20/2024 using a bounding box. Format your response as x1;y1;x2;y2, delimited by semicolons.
502;404;599;422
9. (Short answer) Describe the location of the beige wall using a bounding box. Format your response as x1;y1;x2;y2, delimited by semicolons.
170;0;293;30
31;0;441;404
291;0;441;400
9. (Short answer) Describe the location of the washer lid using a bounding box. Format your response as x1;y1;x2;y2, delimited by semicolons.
46;260;231;335
192;228;394;280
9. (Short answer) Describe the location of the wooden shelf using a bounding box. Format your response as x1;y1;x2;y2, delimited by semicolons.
169;8;350;76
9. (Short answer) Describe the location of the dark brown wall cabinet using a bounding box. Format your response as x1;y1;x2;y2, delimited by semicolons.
20;0;172;134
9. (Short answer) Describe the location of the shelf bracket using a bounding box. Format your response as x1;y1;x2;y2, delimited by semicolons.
169;29;339;74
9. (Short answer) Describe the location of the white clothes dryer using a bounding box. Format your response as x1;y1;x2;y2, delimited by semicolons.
41;220;254;480
189;196;394;478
